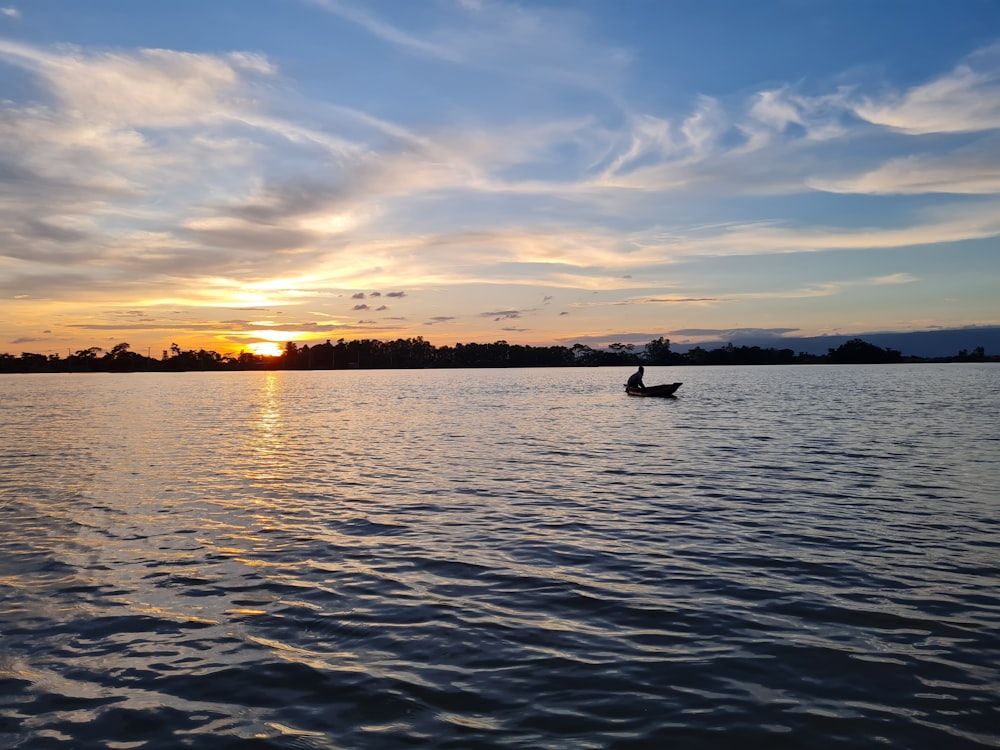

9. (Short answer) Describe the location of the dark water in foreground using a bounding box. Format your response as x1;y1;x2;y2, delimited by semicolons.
1;365;998;749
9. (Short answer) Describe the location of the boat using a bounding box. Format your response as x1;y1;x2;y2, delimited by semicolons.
624;382;682;397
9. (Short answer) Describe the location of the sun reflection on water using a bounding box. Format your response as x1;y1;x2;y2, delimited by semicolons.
248;373;287;481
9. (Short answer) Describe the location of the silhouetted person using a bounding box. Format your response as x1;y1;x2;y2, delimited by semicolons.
627;365;645;389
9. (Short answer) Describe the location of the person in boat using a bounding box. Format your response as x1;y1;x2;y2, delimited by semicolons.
626;365;645;390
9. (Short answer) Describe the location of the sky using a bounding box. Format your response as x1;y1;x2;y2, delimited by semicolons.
1;0;998;358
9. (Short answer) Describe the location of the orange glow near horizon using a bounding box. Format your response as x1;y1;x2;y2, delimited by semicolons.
247;341;283;357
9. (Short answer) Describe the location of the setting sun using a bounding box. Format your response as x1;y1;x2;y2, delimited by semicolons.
247;342;283;357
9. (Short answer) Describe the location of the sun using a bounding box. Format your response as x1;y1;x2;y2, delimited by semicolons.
247;341;283;357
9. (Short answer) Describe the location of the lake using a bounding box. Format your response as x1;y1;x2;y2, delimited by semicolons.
1;364;998;749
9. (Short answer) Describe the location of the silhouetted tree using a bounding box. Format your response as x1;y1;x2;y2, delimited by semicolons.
103;342;148;371
643;337;677;364
19;352;49;372
827;338;902;364
956;346;986;362
6;333;986;374
570;343;597;365
67;346;103;372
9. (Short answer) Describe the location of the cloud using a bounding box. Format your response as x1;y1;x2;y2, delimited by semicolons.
0;40;382;301
307;0;460;62
2;7;20;20
570;295;722;310
746;87;850;143
559;327;818;351
553;332;670;348
588;90;856;194
749;89;804;133
623;296;720;305
308;0;630;96
853;43;1000;134
670;327;799;338
631;201;1000;257
481;309;523;321
6;30;994;315
592;99;731;188
0;41;275;128
680;95;727;157
181;219;313;254
869;273;918;285
810;146;1000;195
595;113;675;178
587;44;1000;199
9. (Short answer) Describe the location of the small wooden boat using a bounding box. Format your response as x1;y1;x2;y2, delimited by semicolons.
625;382;682;397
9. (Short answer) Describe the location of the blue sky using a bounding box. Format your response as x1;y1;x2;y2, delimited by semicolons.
1;0;998;357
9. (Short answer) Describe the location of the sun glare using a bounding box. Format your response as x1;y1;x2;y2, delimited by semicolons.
248;341;283;357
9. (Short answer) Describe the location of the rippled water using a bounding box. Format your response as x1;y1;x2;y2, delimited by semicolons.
2;365;998;749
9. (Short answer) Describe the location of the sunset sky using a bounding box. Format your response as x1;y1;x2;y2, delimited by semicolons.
2;1;998;358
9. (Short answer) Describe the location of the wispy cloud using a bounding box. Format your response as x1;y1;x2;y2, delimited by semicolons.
869;273;918;285
306;0;461;61
853;43;1000;134
670;327;799;338
481;309;525;321
809;145;1000;195
0;41;275;127
629;201;1000;258
307;0;630;96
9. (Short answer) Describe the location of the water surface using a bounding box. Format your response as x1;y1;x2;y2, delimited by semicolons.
2;365;998;748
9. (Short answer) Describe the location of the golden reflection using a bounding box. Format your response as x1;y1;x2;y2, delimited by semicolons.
116;599;219;627
436;712;502;731
248;373;287;480
264;722;327;739
248;635;364;673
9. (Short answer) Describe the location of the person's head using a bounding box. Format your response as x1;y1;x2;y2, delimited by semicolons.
638;366;644;372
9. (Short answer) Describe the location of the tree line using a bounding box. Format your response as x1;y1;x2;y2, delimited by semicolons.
1;336;993;374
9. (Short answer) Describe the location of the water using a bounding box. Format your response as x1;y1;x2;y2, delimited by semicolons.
1;365;998;749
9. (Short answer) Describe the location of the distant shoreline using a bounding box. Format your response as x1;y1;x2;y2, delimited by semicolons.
2;336;995;374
